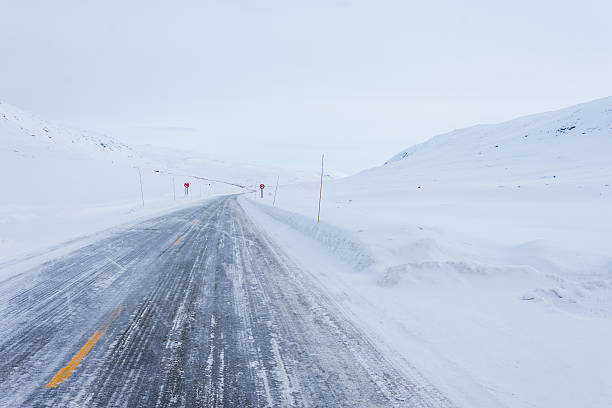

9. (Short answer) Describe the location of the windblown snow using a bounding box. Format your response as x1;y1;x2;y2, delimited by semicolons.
242;97;612;408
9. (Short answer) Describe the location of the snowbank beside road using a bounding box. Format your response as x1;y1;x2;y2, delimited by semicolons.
242;199;376;272
240;97;612;408
241;195;612;408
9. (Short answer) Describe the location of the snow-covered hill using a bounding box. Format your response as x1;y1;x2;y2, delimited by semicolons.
0;101;315;261
246;97;612;408
384;96;612;180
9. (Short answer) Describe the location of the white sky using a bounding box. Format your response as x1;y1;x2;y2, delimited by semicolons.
1;0;611;174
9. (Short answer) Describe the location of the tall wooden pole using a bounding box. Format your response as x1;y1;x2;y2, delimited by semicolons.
317;154;324;224
137;167;145;208
273;176;279;206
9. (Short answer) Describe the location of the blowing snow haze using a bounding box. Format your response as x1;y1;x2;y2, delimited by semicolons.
1;1;612;408
1;0;612;174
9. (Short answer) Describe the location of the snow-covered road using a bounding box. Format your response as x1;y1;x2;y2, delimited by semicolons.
0;195;449;407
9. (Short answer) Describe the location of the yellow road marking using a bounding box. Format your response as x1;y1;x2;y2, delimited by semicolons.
45;306;123;389
172;220;199;247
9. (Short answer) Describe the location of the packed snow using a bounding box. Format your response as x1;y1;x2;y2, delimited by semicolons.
241;97;612;407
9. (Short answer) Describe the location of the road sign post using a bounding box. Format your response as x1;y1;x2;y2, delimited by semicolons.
184;182;190;196
260;183;265;198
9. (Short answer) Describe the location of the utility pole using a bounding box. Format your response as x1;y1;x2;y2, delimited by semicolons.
137;167;145;208
317;154;324;224
273;176;279;206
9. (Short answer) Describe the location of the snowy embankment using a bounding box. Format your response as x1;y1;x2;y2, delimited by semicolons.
241;97;612;408
0;101;313;264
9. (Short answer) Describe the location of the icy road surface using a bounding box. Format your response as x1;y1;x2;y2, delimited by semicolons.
0;195;450;407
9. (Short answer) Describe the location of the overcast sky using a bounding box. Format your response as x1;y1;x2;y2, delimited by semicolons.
1;0;611;174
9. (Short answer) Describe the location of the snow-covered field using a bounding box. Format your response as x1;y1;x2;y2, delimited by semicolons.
0;101;315;263
242;97;612;407
2;96;611;406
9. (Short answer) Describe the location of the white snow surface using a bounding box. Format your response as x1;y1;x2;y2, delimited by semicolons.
241;97;612;407
0;101;315;263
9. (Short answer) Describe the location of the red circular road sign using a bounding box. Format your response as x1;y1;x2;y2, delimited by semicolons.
184;182;190;188
260;184;265;189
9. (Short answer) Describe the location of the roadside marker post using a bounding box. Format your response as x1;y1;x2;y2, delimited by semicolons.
318;154;324;224
137;167;145;208
260;183;265;198
273;176;279;206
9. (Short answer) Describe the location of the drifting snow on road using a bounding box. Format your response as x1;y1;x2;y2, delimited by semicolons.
0;196;450;407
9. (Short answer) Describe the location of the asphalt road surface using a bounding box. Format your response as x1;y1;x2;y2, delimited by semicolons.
0;196;451;407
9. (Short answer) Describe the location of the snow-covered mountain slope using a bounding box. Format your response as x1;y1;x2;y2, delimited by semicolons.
1;101;133;157
384;96;612;180
0;101;314;261
246;97;612;408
